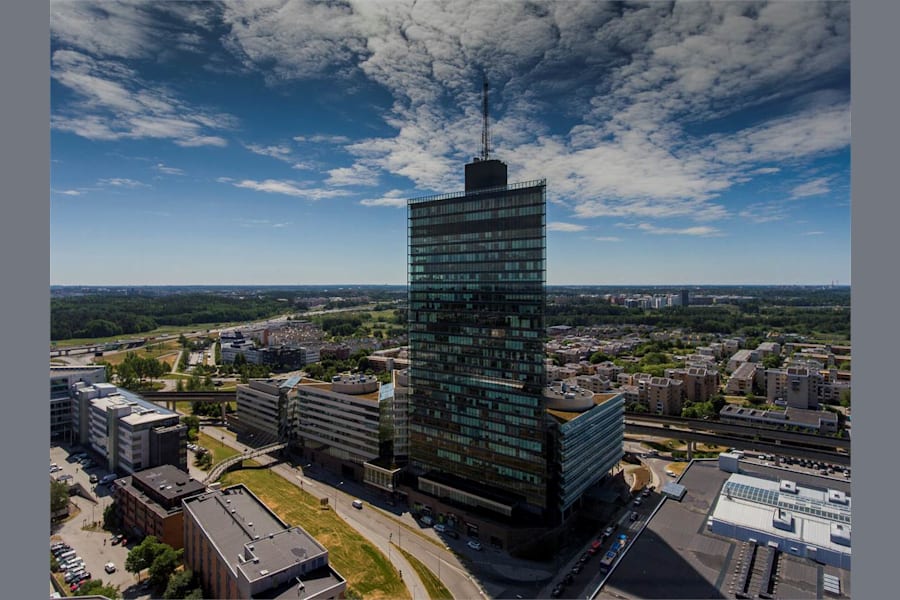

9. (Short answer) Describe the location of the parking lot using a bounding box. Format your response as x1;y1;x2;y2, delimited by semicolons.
50;443;152;599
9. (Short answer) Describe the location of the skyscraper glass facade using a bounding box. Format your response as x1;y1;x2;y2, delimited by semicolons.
407;178;548;512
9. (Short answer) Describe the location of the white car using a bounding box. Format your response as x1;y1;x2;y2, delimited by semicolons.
467;539;483;551
104;562;116;574
434;523;446;533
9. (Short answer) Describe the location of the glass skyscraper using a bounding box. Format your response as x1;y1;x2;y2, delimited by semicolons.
407;158;549;516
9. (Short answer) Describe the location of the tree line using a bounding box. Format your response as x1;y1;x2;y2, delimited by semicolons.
51;292;292;341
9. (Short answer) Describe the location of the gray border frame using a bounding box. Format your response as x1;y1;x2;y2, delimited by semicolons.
853;0;894;597
2;0;49;595
4;0;888;597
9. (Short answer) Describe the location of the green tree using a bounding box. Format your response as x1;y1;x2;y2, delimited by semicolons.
839;388;851;407
51;479;69;517
77;580;121;599
164;569;198;599
148;546;182;588
103;502;120;530
589;351;613;364
125;535;161;580
176;378;185;392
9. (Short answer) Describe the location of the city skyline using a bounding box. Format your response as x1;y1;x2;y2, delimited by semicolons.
50;1;850;286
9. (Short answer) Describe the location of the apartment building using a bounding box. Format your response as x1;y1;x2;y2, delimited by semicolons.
112;464;205;548
665;366;719;403
725;362;762;395
766;366;819;409
727;349;760;373
647;377;684;416
183;485;345;600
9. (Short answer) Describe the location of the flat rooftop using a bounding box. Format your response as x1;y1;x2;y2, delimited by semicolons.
131;464;206;503
597;460;851;600
184;485;328;581
546;392;621;423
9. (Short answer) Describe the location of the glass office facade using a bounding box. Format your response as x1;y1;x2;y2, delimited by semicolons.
407;178;548;512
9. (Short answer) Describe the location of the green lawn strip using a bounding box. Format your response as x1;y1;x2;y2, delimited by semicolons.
392;543;453;600
219;468;409;600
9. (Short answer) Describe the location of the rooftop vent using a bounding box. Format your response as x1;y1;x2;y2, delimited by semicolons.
260;569;269;576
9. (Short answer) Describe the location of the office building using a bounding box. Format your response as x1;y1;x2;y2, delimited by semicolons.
235;377;301;442
183;484;345;599
545;383;624;519
50;365;107;441
71;383;186;473
408;149;549;518
112;464;206;549
709;472;851;570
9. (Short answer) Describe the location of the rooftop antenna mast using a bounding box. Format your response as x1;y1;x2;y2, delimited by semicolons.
480;76;491;161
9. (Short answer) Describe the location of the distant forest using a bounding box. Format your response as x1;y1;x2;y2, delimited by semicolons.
546;301;850;339
50;292;293;341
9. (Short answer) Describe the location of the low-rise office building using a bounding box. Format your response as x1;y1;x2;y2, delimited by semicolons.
71;383;186;474
112;464;206;548
294;374;393;482
235;377;303;442
719;404;839;434
709;472;850;570
50;365;107;442
183;484;346;600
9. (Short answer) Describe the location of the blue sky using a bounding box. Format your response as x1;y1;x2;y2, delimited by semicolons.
50;1;851;286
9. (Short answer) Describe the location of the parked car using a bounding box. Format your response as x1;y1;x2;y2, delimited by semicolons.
89;474;99;484
445;529;460;539
633;498;642;506
352;499;364;509
602;526;615;537
630;511;640;521
104;562;116;574
111;534;123;545
434;523;446;533
467;539;483;551
571;564;582;575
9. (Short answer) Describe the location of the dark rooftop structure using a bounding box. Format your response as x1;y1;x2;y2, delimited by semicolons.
595;460;850;600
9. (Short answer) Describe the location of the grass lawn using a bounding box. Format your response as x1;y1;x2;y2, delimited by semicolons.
197;432;242;464
219;467;409;600
98;340;181;366
393;543;452;600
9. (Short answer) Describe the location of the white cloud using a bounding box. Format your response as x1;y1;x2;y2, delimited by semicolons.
790;177;832;199
325;163;380;187
738;201;790;224
98;178;148;188
155;163;184;175
752;167;781;175
548;222;587;232
360;189;409;208
245;143;294;161
51;49;235;147
593;236;622;242
803;231;825;236
294;134;351;144
57;189;83;196
630;222;725;237
226;178;352;201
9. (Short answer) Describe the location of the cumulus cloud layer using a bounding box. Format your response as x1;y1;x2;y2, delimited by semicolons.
51;0;850;226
